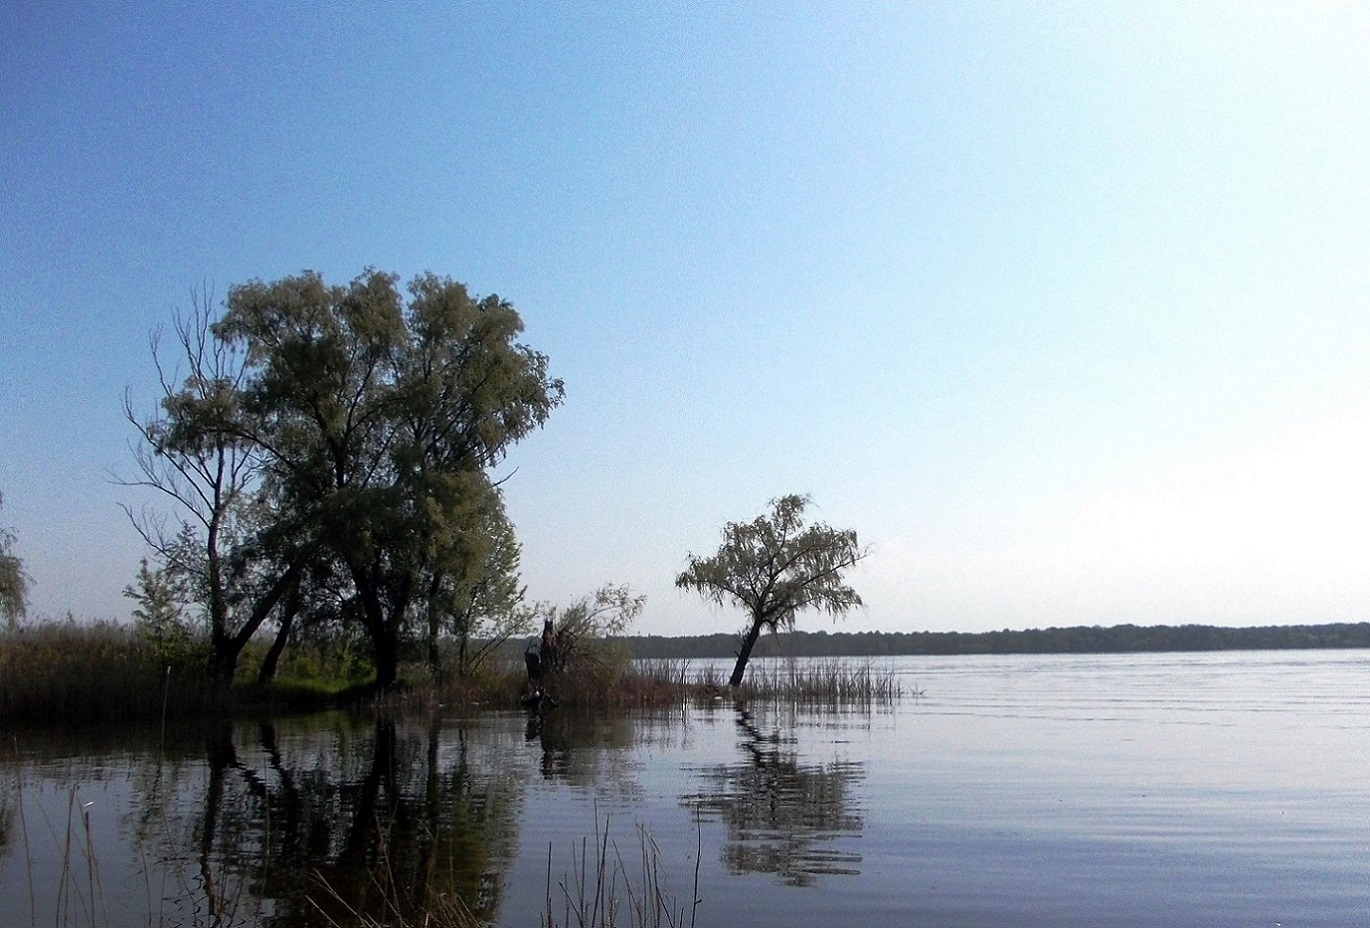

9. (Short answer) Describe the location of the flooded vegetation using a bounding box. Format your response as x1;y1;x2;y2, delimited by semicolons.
3;652;1368;926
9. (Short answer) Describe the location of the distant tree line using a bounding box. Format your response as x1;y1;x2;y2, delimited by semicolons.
621;622;1370;659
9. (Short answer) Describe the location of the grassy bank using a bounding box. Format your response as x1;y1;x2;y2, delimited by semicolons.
0;620;214;721
0;621;901;722
0;619;380;722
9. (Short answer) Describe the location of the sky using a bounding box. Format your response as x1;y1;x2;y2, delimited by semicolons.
4;2;1370;637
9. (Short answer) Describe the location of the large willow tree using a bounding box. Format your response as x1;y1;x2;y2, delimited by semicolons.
219;269;562;688
133;269;562;689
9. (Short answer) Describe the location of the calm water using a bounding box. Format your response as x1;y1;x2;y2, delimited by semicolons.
2;651;1368;927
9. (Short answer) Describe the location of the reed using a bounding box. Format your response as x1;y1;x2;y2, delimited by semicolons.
0;619;212;722
500;657;901;710
302;814;699;928
1;619;905;721
543;816;699;928
731;658;902;705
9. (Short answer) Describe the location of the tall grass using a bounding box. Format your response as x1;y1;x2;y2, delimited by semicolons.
0;620;212;722
470;656;902;710
732;658;902;704
542;815;700;928
0;619;380;721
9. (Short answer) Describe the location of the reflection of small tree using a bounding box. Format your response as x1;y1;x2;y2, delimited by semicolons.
685;706;864;887
0;491;32;631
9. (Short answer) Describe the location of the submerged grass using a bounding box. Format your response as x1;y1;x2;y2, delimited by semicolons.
541;814;700;928
303;811;700;928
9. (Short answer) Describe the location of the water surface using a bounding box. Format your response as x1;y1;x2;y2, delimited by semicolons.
2;651;1367;926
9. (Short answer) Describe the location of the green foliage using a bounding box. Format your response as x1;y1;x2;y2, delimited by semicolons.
432;494;534;678
210;269;563;688
242;624;375;689
535;584;646;692
124;558;196;665
676;494;867;686
0;491;32;631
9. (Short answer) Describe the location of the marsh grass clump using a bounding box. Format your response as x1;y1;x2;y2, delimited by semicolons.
542;818;700;928
483;656;901;711
494;656;901;712
544;656;694;709
0;618;212;721
732;658;901;705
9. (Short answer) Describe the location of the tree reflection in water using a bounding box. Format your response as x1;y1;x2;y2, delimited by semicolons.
144;714;522;926
684;705;863;887
525;707;648;799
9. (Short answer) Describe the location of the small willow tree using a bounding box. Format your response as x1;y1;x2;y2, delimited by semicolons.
0;491;32;631
676;494;868;686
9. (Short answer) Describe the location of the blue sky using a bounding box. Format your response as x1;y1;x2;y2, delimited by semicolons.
4;2;1370;636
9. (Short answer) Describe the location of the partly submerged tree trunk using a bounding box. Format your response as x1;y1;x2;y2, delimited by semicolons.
729;618;765;687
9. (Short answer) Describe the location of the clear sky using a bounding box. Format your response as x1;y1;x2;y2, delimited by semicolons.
4;3;1370;637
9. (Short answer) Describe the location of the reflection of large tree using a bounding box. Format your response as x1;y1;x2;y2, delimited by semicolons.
140;714;522;926
684;706;863;887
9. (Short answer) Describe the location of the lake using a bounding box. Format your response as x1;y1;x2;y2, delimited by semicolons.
2;651;1368;927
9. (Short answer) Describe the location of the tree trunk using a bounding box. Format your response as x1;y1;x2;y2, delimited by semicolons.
347;559;408;691
257;584;300;684
205;559;304;691
729;618;765;687
373;625;400;689
425;573;444;684
208;644;237;696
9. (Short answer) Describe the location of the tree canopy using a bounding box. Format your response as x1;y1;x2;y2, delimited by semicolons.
676;494;867;686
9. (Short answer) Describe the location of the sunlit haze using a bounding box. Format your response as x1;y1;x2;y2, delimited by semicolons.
4;3;1370;635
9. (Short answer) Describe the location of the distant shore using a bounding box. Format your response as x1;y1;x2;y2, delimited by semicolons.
612;622;1370;660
